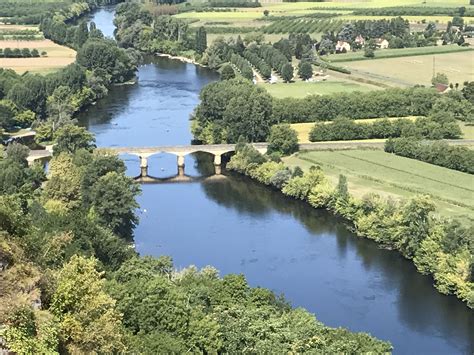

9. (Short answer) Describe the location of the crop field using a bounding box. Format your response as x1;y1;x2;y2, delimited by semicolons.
261;80;376;99
342;50;474;86
284;149;474;222
326;45;474;62
0;38;75;73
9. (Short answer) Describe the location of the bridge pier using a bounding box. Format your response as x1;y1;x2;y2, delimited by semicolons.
214;154;222;175
177;155;185;176
140;156;149;177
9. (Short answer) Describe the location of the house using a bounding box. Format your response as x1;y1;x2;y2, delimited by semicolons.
434;83;451;93
335;40;351;53
375;38;389;49
354;35;365;46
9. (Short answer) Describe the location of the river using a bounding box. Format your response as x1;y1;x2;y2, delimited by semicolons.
80;8;474;354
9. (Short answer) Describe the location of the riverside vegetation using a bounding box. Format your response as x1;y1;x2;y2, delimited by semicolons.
227;142;474;308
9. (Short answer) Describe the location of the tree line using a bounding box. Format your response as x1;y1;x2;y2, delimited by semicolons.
227;144;474;308
385;138;474;174
0;48;43;58
192;78;473;144
309;116;462;142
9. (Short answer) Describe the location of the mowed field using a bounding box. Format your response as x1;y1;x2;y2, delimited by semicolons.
284;149;474;223
0;38;75;74
342;50;474;86
261;80;377;99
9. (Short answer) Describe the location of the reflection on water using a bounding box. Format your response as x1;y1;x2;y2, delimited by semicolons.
82;8;474;355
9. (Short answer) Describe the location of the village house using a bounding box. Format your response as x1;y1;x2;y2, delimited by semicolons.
375;38;389;49
335;40;351;53
354;35;365;46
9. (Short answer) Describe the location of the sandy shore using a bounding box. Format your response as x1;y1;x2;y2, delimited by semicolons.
155;53;206;67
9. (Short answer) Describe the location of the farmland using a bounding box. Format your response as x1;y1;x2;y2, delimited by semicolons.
0;38;75;73
342;50;474;86
325;45;474;62
284;149;474;223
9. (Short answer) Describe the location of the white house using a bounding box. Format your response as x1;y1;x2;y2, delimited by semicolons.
354;35;365;46
335;40;351;53
375;38;389;49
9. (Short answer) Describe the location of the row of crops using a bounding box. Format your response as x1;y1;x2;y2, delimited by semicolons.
263;18;345;34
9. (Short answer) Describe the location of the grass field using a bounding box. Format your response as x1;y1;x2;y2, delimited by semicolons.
0;38;75;74
284;149;474;222
261;80;377;98
460;122;474;139
342;50;474;86
326;45;474;63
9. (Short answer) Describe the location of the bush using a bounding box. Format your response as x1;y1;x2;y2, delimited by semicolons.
267;124;299;156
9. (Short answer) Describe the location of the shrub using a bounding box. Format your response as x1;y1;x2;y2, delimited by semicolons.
267;124;299;156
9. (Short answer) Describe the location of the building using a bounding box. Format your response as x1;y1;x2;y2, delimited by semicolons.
335;40;351;53
354;35;365;46
375;38;389;49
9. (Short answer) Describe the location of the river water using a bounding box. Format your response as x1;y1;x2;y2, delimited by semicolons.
80;8;474;354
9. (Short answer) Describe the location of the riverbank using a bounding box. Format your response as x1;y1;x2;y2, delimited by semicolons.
227;144;474;308
155;53;206;68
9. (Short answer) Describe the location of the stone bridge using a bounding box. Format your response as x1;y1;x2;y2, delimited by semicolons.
109;143;269;177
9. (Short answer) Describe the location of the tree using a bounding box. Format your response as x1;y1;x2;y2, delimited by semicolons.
364;47;375;58
5;143;29;166
89;171;140;239
220;64;235;81
462;81;474;104
51;256;126;353
43;153;83;210
53;124;96;155
281;63;293;83
74;22;89;48
0;100;18;130
263;10;269;17
267;124;299;156
195;27;207;54
46;86;75;130
298;61;313;81
432;72;449;86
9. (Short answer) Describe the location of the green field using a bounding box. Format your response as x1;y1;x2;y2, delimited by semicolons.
284;149;474;222
261;80;377;98
326;45;474;63
342;50;474;86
